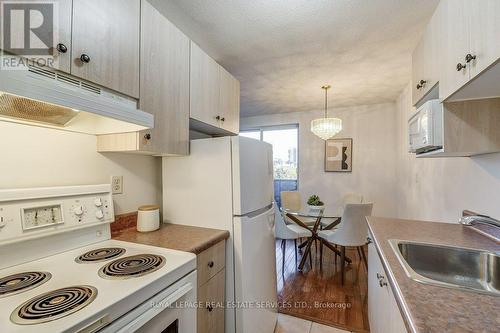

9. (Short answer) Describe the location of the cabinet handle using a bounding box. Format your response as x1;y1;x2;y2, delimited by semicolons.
56;43;68;53
221;117;225;122
144;133;152;141
376;273;388;287
215;116;221;121
417;79;427;90
456;63;466;71
465;53;476;63
208;261;214;268
80;54;91;63
206;304;213;312
366;237;372;244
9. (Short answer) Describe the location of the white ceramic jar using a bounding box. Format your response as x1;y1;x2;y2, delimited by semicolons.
137;205;160;232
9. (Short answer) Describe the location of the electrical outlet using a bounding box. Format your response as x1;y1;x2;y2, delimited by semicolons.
111;176;123;194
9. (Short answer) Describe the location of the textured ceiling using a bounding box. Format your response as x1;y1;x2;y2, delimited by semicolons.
153;0;439;117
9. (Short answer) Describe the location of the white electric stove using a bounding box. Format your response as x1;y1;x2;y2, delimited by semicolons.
0;185;197;333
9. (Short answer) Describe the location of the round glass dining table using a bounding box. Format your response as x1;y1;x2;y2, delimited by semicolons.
281;207;342;219
280;206;350;271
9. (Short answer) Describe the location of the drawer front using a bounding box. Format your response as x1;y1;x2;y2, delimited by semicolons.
197;240;225;286
198;269;225;333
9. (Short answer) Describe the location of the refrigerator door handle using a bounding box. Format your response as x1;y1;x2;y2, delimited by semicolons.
238;203;274;219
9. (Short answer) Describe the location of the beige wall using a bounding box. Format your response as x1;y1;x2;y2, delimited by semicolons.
241;103;399;217
0;121;162;214
395;83;500;222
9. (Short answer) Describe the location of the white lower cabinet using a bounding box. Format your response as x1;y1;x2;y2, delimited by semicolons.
368;241;407;333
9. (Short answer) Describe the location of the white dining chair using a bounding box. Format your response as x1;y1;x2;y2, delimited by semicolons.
318;203;373;285
320;193;364;229
343;193;364;205
274;205;312;275
281;191;316;227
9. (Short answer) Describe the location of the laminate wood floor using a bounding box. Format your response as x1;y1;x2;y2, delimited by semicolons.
276;239;370;333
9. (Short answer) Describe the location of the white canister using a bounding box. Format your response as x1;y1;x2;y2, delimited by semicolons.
137;205;160;232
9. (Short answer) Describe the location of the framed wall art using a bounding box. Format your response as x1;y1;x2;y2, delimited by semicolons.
325;138;352;172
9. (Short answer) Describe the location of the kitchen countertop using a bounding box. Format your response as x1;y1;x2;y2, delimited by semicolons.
112;223;230;255
367;217;499;333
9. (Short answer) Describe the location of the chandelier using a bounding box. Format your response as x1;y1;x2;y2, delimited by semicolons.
311;85;342;140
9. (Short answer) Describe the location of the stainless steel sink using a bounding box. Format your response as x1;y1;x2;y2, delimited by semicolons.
389;240;500;296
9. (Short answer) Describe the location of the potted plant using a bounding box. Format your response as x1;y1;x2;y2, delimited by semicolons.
307;195;325;211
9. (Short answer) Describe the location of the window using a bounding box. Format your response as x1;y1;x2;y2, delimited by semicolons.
240;125;298;206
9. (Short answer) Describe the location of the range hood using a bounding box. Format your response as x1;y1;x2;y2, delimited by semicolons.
0;60;153;135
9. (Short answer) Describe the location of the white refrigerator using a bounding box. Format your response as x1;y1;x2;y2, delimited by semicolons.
162;136;278;333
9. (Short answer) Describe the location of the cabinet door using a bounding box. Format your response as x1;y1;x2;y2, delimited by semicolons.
219;67;240;134
421;3;442;96
138;1;190;155
190;42;221;128
439;0;470;100
411;38;426;105
368;242;390;333
52;0;72;73
198;269;225;333
71;0;140;98
0;0;72;73
469;0;500;79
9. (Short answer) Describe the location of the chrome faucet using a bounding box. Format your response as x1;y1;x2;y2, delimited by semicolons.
459;215;500;229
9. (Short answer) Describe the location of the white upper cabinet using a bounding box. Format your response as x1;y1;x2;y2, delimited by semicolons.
411;38;426;104
412;3;442;105
0;0;72;73
439;0;470;101
468;0;500;79
190;41;241;135
0;0;141;98
71;0;140;98
190;42;221;128
51;0;73;73
97;0;190;156
435;0;500;101
219;66;240;134
138;0;190;155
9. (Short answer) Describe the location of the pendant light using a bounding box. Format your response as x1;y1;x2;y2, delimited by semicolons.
311;85;342;140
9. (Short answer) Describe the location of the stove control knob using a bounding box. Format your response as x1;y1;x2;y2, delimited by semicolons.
95;209;104;220
73;205;84;216
94;198;103;207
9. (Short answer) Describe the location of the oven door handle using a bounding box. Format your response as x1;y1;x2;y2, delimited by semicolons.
115;282;193;333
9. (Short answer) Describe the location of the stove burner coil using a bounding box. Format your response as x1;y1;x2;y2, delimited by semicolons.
0;272;52;298
98;254;166;279
10;285;97;325
75;247;126;263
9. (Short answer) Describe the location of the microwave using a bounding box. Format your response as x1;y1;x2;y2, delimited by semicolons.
408;99;443;154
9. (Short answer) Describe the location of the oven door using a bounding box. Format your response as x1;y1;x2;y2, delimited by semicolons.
100;271;196;333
